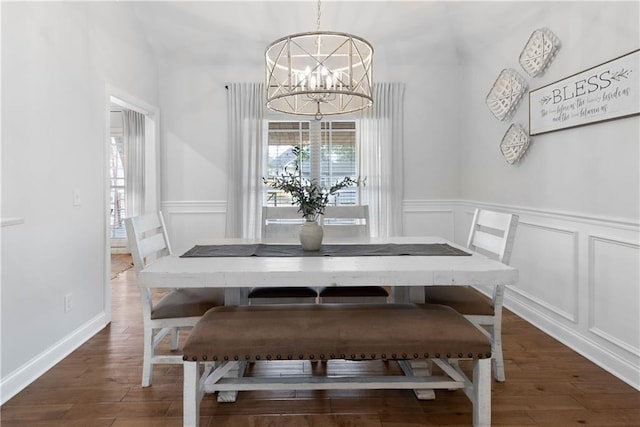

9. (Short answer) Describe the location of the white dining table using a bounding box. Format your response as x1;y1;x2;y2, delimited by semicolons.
140;236;517;407
138;236;518;305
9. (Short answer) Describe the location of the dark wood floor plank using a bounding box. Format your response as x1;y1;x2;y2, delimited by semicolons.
0;419;115;427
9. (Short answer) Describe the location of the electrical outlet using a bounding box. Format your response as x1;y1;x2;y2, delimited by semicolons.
64;293;73;312
73;189;81;206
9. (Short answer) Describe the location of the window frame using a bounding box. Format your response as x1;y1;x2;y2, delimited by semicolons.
263;119;361;208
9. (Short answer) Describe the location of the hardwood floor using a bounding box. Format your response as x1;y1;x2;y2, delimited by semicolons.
110;254;134;279
2;257;638;426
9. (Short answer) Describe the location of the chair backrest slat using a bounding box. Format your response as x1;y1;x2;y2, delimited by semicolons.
125;212;172;272
139;233;169;259
261;205;371;242
475;209;513;231
470;230;506;257
134;212;162;235
321;205;370;242
466;208;519;264
262;206;305;242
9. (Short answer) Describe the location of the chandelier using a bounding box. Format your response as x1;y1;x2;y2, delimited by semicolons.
265;0;373;120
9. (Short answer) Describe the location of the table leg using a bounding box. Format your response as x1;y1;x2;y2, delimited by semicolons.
392;286;425;304
216;361;248;403
392;286;408;303
398;360;436;400
224;288;248;306
409;286;425;303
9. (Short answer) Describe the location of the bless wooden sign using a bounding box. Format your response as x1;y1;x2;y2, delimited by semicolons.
529;49;639;136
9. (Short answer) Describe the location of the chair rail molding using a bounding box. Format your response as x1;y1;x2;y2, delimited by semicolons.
1;217;24;227
402;199;460;241
161;200;227;211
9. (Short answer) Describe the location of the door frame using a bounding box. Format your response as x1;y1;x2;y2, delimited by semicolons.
104;85;160;322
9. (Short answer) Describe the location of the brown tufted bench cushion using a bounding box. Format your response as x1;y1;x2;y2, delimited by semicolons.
182;303;491;363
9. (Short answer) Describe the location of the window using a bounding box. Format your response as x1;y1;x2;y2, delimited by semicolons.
109;135;126;240
265;121;359;207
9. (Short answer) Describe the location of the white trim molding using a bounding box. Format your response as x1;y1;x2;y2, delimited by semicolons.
510;220;580;323
402;200;461;241
588;234;640;356
161;200;227;212
0;313;108;405
1;218;24;227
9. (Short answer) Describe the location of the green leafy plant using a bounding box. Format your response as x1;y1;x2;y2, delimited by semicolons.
263;146;359;221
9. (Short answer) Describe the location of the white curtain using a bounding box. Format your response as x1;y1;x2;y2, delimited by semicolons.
358;82;406;238
123;109;145;217
225;83;264;239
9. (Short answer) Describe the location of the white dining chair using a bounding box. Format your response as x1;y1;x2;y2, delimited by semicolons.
247;206;318;304
424;208;519;382
125;211;224;387
318;205;389;303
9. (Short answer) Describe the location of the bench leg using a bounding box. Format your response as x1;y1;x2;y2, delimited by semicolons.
472;358;491;427
184;361;201;427
490;324;506;382
170;327;180;351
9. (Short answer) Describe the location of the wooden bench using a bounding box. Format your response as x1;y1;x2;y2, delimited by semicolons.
182;303;493;426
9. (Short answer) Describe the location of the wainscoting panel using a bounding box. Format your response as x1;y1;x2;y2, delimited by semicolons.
589;234;640;354
161;201;226;252
509;221;579;322
402;200;457;241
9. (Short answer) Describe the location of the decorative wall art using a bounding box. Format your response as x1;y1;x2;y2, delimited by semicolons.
519;28;561;77
486;68;528;121
500;124;530;165
529;49;639;135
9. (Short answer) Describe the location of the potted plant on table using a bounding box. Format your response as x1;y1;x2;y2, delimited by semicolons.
263;147;359;251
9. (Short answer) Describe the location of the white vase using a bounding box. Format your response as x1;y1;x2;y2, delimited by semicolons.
299;220;323;251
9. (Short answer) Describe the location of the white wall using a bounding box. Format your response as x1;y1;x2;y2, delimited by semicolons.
1;2;158;402
457;1;639;220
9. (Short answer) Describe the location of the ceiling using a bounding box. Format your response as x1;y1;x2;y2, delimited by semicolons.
127;1;529;68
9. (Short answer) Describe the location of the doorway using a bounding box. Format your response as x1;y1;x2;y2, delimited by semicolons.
105;89;160;321
107;95;160;253
108;104;128;253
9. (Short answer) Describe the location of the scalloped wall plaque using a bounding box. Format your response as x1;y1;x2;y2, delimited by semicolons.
500;123;530;165
486;69;527;121
519;28;561;77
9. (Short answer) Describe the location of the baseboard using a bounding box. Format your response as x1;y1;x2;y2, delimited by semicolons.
504;294;640;391
0;312;109;405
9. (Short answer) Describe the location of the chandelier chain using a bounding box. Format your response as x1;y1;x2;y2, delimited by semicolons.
316;0;321;31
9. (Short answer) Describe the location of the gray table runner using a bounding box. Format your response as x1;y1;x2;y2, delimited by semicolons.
181;243;470;258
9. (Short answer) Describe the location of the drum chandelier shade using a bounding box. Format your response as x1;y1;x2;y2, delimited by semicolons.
265;2;373;119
